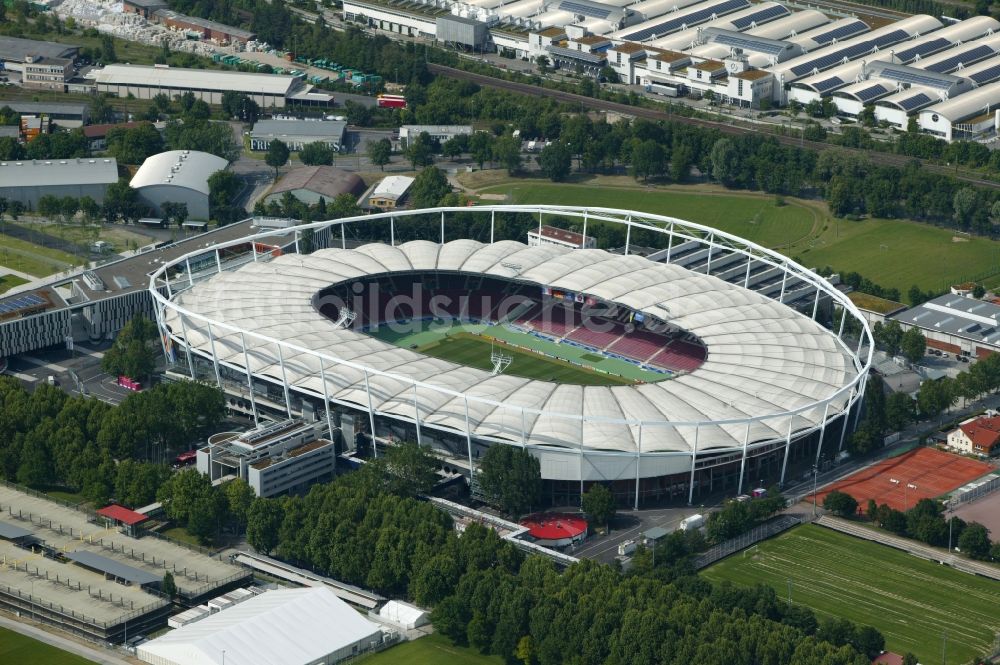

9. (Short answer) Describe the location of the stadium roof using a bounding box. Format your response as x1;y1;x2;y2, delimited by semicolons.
94;64;299;96
130;150;229;196
0;158;119;188
137;588;382;665
165;240;856;453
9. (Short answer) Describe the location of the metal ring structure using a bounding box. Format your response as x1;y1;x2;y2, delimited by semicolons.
149;205;873;506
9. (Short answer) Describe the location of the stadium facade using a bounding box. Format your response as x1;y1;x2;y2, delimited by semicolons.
150;206;873;506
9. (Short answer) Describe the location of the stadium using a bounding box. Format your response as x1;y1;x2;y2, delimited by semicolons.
150;206;873;507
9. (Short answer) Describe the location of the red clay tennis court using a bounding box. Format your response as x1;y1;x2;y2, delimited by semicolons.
814;447;994;513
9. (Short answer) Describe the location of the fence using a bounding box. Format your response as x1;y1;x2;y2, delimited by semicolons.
816;516;1000;582
947;473;1000;508
692;515;803;570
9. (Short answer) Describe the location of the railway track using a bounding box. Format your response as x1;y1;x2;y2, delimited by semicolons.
428;63;1000;190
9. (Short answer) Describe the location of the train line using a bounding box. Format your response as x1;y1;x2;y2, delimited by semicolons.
428;63;1000;190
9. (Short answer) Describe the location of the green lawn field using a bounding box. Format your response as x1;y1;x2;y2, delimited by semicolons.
791;218;1000;293
421;333;633;385
368;319;669;384
701;525;1000;664
468;174;1000;293
0;627;95;665
0;232;82;277
478;181;817;249
358;633;501;665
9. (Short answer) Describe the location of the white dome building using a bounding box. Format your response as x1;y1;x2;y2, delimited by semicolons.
130;150;229;221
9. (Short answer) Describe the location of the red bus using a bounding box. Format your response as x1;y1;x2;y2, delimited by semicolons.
117;375;142;391
377;94;407;109
173;450;197;468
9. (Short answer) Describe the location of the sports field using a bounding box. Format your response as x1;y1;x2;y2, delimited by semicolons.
702;524;1000;664
0;626;95;665
358;633;501;665
813;447;993;513
478;180;816;249
464;173;1000;293
368;320;666;385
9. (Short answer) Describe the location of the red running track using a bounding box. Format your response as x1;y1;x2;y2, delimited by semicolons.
813;447;994;514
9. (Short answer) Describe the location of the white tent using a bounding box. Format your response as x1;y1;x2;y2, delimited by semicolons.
138;587;383;665
378;600;429;630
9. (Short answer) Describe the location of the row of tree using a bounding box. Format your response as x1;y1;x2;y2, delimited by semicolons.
823;490;1000;561
0;375;224;507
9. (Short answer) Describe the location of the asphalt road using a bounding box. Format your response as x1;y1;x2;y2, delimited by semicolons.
6;345;138;405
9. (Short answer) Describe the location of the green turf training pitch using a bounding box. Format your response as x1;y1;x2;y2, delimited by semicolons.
0;627;96;665
701;524;1000;664
357;633;502;665
367;320;669;385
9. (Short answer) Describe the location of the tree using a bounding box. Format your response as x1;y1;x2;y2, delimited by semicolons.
247;497;283;555
538;141;572;182
631;139;665;181
469;132;495;169
405;131;435;169
161;201;189;228
101;178;139;223
408;166;451;209
493;135;522;175
161;571;177;598
102;315;158;381
885;393;915;431
900;327;926;364
536;55;549;74
265;140;290;177
873;320;904;357
379;442;438;497
953;187;978;228
188;492;225;545
366;138;392;171
958;522;991;559
903;653;918;665
225;478;256;533
442;134;468;159
207;170;242;224
106;123;163;164
478;445;541;517
973;283;986;299
89;94;115;124
581;484;616;530
823;490;858;518
299;141;335;166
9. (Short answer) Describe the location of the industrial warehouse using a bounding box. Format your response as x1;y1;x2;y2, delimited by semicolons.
343;0;1000;141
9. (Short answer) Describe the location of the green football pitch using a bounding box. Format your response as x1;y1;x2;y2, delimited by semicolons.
367;320;669;385
701;525;1000;664
0;627;95;665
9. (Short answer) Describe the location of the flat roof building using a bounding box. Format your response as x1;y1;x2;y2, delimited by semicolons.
197;420;336;497
265;166;366;206
152;9;256;45
365;175;414;210
0;101;89;127
130;150;229;221
892;293;1000;358
93;64;331;109
398;124;473;144
137;587;385;665
0;36;79;66
527;224;596;249
0;157;119;208
250;119;347;152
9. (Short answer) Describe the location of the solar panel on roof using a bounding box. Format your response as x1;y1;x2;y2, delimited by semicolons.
880;67;954;89
810;20;868;45
812;75;845;93
559;0;612;19
970;63;1000;84
730;4;787;29
894;37;951;63
623;0;748;41
855;83;890;102
924;44;995;73
897;92;933;110
712;32;786;56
